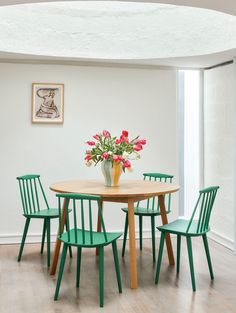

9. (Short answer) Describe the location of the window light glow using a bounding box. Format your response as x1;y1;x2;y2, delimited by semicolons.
183;70;200;217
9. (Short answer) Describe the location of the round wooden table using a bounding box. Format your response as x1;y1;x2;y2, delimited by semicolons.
49;179;179;289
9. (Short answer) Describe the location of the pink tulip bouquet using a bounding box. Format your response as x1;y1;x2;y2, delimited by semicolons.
85;130;146;171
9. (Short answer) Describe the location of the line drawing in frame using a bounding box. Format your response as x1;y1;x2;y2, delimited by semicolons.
32;83;64;124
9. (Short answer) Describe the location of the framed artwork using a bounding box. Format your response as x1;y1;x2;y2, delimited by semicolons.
32;83;64;123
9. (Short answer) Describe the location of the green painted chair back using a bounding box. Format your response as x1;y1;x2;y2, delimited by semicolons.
17;174;50;215
56;193;107;245
186;186;220;234
137;173;174;213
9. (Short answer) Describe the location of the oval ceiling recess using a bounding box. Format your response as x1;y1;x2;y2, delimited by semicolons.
0;1;236;59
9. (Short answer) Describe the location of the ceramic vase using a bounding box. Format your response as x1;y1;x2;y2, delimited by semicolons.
101;160;123;187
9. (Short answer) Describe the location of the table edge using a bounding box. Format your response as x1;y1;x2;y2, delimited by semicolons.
49;180;180;198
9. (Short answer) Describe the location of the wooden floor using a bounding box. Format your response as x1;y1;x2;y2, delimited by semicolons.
0;238;236;313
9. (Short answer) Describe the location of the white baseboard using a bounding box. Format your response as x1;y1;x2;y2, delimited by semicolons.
208;230;234;251
0;229;159;245
1;229;233;252
0;233;58;245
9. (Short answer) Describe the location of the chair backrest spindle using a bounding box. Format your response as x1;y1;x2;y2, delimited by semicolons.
186;186;219;234
81;199;85;244
56;193;108;245
65;199;70;242
18;180;26;215
17;174;50;215
137;173;174;213
33;178;40;212
26;180;32;214
58;196;62;234
73;199;78;243
29;179;36;213
38;177;50;210
89;200;93;244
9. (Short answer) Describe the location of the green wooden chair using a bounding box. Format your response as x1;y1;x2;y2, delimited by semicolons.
155;186;219;291
17;174;72;267
121;173;174;262
54;193;122;307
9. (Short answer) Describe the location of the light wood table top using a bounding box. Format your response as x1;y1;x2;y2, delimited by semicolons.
50;179;180;199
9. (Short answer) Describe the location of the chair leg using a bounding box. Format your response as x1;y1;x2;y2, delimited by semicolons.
40;219;46;254
139;216;143;251
202;234;214;280
122;214;128;257
65;222;72;258
155;232;165;284
54;244;68;300
18;218;30;262
177;235;181;274
99;246;104;307
76;247;82;288
46;218;51;268
112;241;122;293
68;246;73;258
151;216;156;262
186;237;196;291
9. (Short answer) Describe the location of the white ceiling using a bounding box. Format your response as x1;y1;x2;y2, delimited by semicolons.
1;0;236;15
0;0;236;68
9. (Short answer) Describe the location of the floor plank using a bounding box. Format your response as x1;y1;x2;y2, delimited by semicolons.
0;238;236;313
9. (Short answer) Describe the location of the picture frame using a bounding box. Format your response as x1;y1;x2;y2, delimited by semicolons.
32;83;64;124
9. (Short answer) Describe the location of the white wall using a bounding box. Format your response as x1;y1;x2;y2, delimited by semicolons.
0;62;178;243
204;63;235;249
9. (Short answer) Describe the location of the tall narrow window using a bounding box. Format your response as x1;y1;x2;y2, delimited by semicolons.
179;70;201;217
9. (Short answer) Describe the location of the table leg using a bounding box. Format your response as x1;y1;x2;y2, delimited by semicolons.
96;200;103;256
128;198;138;289
158;195;175;266
50;198;67;275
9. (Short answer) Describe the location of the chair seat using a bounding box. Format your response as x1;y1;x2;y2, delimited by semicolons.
121;207;169;216
60;229;122;247
157;219;209;236
24;208;60;219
